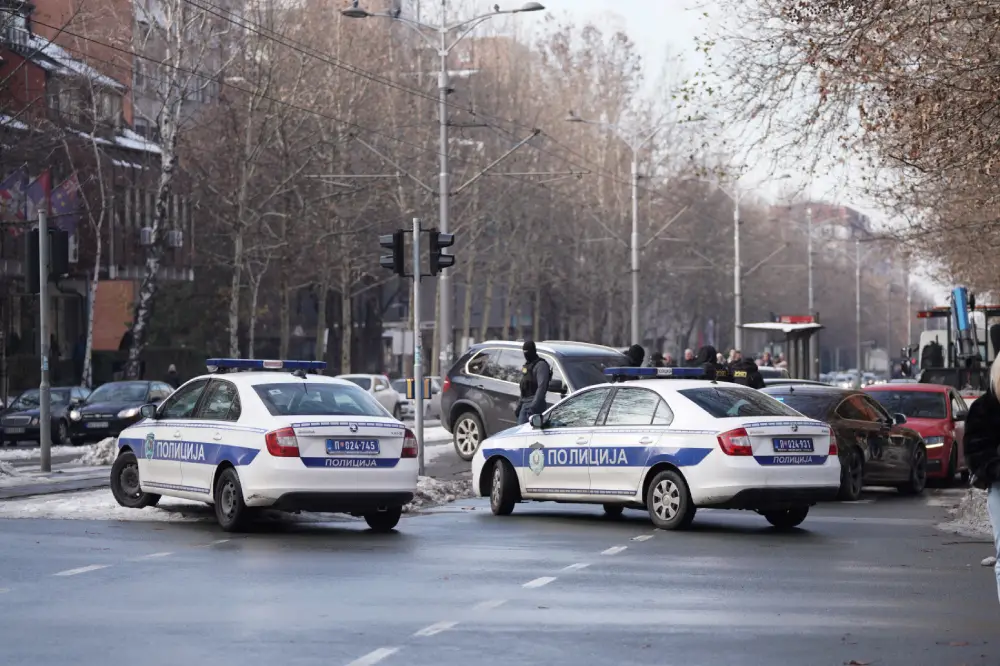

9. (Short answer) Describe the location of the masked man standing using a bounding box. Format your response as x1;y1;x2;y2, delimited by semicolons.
516;341;551;425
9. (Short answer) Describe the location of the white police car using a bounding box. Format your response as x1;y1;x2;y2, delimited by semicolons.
471;366;841;530
109;359;418;532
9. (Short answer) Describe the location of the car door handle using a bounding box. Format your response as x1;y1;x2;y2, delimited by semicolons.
475;384;485;390
173;431;182;438
639;437;654;445
576;437;588;445
213;432;222;441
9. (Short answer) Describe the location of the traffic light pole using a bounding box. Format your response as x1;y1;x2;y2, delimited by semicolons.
412;217;425;476
38;209;51;473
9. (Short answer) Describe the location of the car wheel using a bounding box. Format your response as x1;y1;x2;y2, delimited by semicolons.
945;445;958;485
645;469;696;530
489;458;517;516
54;420;71;447
110;451;160;509
214;467;251;532
897;445;927;495
837;448;864;501
454;411;484;461
602;504;624;518
364;506;402;532
763;506;809;529
392;404;402;420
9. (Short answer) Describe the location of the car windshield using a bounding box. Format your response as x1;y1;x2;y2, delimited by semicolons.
11;389;70;409
391;379;408;394
679;386;802;418
562;355;629;388
253;382;388;417
87;382;148;404
340;376;372;391
765;392;837;419
868;390;947;419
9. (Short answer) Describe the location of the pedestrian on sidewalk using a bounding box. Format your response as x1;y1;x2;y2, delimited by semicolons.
166;364;181;389
964;359;1000;604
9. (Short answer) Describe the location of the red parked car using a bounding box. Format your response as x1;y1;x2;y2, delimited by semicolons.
864;383;970;483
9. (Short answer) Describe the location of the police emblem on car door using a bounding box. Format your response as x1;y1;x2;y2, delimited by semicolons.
144;432;155;460
528;442;545;475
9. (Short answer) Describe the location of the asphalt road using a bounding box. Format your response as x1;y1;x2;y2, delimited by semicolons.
0;486;995;666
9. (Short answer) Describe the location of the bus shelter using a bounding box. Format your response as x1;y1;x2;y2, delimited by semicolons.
740;321;824;380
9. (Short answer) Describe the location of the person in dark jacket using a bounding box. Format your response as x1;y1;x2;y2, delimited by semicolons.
626;344;645;367
648;351;665;368
693;345;730;382
730;356;766;389
964;361;1000;604
516;341;551;425
165;364;181;389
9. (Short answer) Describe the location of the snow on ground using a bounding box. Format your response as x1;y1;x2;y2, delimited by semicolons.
939;488;993;538
0;445;85;462
76;438;116;466
404;475;474;513
424;442;452;465
0;461;20;478
422;426;451;443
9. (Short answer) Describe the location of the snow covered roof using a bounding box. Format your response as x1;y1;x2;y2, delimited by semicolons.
27;33;126;91
74;128;162;156
0;114;30;131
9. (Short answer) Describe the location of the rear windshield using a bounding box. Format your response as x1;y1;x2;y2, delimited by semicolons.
868;390;947;419
563;355;628;388
766;393;837;419
679;386;801;418
340;376;372;391
391;379;407;394
253;383;388;417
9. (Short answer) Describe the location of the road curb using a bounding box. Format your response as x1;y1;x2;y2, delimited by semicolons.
0;475;109;501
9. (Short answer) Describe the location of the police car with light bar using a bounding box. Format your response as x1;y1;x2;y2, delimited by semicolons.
471;366;841;530
109;359;418;532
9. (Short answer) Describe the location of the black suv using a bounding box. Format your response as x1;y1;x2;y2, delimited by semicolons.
441;340;628;460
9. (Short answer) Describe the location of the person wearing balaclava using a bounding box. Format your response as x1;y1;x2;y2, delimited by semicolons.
694;345;731;382
626;344;645;367
517;341;551;425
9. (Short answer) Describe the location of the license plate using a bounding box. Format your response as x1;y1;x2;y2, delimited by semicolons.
326;438;379;455
87;422;108;429
773;437;813;453
5;427;25;434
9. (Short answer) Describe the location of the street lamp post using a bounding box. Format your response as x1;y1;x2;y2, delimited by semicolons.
342;1;545;368
733;189;743;351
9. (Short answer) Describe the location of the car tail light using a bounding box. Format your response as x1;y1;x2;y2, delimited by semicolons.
265;427;300;457
402;429;418;458
717;428;753;456
828;432;838;456
442;376;452;393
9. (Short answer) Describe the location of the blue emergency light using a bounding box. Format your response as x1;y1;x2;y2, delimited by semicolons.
205;358;327;373
603;366;708;382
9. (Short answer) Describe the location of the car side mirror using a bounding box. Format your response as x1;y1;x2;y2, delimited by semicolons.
892;413;907;426
529;414;543;429
548;379;566;395
140;403;158;419
954;412;966;422
70;397;83;406
374;384;386;392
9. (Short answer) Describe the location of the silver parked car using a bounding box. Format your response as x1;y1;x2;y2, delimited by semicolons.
336;374;402;419
389;376;442;421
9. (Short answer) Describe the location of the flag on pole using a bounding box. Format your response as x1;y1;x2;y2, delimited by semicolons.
0;166;28;223
25;170;51;221
50;173;81;231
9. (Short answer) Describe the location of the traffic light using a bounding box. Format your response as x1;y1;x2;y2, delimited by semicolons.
379;230;404;276
429;230;455;275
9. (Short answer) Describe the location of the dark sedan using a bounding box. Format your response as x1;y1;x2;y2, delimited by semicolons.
67;380;174;444
762;385;928;501
1;386;91;446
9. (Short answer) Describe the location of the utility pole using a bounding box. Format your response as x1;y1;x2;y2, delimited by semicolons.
412;217;424;475
630;157;639;344
806;206;815;379
38;209;51;473
733;190;743;351
855;237;862;388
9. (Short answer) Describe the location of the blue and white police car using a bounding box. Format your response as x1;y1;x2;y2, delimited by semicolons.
109;359;418;532
471;366;841;530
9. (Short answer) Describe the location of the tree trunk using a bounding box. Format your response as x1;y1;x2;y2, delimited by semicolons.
314;278;329;362
82;238;101;388
479;271;495;342
340;290;352;374
248;275;261;359
532;287;541;341
430;280;440;376
460;256;475;350
227;228;243;358
279;270;290;358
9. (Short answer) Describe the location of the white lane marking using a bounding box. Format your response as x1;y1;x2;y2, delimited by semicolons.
142;552;173;559
562;562;590;572
472;599;507;611
601;546;627;555
53;564;109;577
413;621;458;637
345;647;399;666
631;534;653;542
522;576;557;589
210;539;231;545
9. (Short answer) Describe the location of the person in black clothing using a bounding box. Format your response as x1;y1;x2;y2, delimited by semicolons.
166;364;181;389
626;344;645;367
516;341;551;425
730;356;766;389
964;360;1000;604
693;345;731;382
648;351;665;368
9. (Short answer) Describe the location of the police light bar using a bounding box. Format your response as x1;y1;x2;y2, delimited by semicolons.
603;366;708;381
205;358;327;373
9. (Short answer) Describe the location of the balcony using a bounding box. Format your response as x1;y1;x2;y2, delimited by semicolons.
1;24;28;50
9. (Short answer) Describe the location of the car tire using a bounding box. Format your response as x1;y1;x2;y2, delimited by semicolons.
454;411;485;461
364;506;402;532
897;445;928;495
392;404;402;421
645;469;696;530
602;504;624;518
946;445;958;486
54;420;71;447
214;467;251;532
110;451;161;509
489;458;517;516
837;448;864;501
763;506;809;529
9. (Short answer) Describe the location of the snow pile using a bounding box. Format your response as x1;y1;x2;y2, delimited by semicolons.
0;445;84;461
404;475;474;512
422;426;452;443
940;488;993;537
0;461;21;478
0;489;210;522
76;438;117;466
